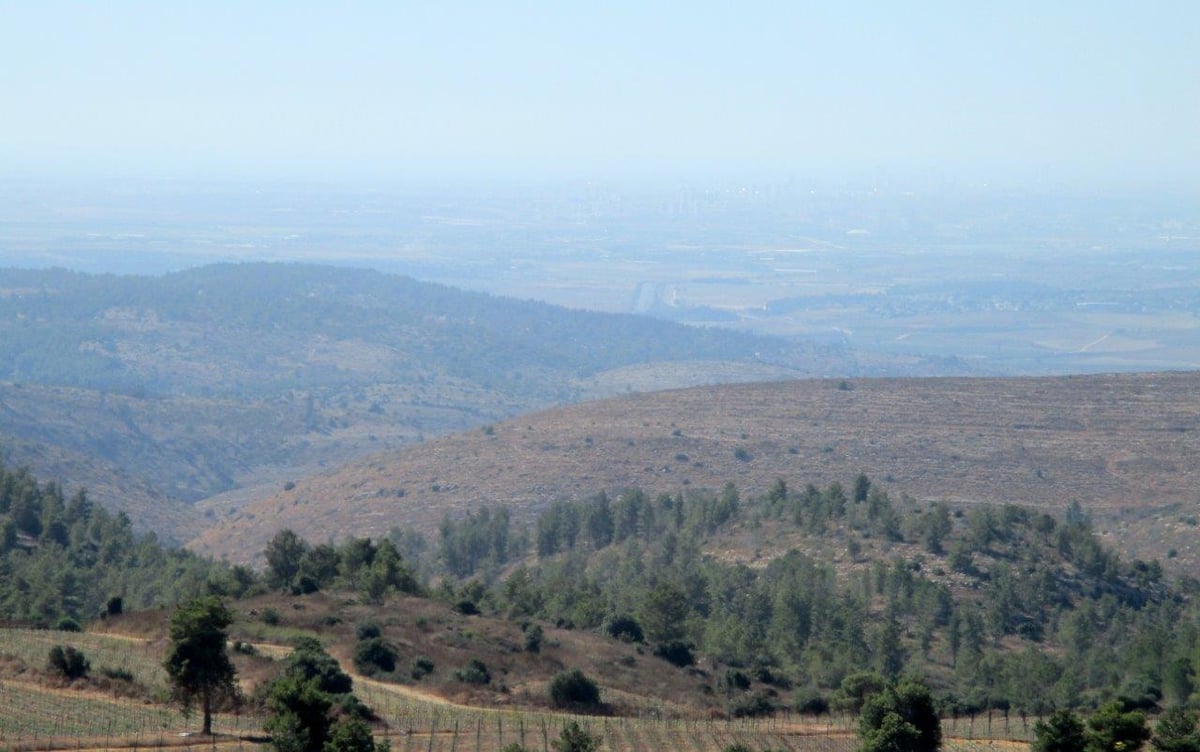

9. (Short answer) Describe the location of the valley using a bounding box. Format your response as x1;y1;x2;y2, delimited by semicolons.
0;263;1197;752
0;264;850;542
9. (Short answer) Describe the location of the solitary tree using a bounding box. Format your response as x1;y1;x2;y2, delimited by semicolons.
858;678;942;752
553;721;599;752
1087;701;1150;752
1034;710;1087;752
163;596;237;735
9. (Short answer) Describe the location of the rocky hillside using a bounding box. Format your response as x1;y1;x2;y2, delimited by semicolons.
191;371;1200;570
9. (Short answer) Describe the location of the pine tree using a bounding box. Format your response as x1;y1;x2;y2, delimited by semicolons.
163;596;237;735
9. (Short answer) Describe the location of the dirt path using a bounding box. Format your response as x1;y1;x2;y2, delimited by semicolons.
354;672;481;709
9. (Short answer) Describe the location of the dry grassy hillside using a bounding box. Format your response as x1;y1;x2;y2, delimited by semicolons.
192;372;1200;567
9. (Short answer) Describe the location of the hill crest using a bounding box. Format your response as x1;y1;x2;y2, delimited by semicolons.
191;371;1200;568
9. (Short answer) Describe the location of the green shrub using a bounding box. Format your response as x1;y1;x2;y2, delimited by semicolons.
794;688;829;714
653;641;694;667
454;599;480;615
721;669;752;694
411;655;435;680
729;690;775;718
353;637;397;675
753;665;792;689
553;721;599;752
100;665;134;682
285;638;353;695
325;715;389;752
523;623;544;653
603;615;644;643
454;658;491;685
549;668;601;708
355;622;382;640
55;617;82;632
48;645;89;679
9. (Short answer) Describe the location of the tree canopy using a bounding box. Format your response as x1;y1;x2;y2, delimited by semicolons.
1152;707;1200;752
1087;701;1150;752
264;639;376;752
163;595;237;735
1034;710;1087;752
858;679;942;752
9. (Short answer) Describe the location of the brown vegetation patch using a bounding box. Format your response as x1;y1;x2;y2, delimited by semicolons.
227;591;729;718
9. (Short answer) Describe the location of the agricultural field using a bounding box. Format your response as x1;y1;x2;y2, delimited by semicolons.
0;628;258;747
0;625;1037;752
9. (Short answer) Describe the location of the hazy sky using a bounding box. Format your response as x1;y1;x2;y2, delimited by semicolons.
3;1;1197;188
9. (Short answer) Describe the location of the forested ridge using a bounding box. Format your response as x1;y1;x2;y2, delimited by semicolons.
3;450;1196;716
0;264;798;397
262;473;1198;715
0;462;241;624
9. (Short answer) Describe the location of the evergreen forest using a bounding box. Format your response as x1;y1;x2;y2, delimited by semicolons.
1;453;1196;717
266;475;1195;715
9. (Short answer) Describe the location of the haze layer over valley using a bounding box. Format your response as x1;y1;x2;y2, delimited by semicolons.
1;0;1197;568
1;176;1198;552
5;177;1198;376
0;262;849;540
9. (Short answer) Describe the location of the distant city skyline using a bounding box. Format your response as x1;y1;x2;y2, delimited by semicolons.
1;1;1197;192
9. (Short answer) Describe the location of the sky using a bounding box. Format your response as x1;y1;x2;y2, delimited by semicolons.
2;1;1198;189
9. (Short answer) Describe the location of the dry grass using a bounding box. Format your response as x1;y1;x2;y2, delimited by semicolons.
192;372;1200;573
0;594;1052;751
228;591;731;718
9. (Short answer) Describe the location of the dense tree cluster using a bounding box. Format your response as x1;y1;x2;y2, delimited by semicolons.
438;507;522;578
408;475;1188;714
1033;701;1157;752
13;448;1190;723
0;264;786;397
0;463;242;624
263;529;419;601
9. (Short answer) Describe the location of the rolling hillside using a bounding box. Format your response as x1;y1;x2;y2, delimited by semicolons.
0;263;868;540
191;371;1200;569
